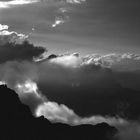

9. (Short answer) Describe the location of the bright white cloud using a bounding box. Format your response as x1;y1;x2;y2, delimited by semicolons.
36;101;75;123
34;91;140;140
49;53;82;68
48;52;140;70
52;17;66;28
16;80;40;97
35;100;128;126
66;0;86;4
0;0;86;8
0;81;6;85
0;0;38;8
10;76;126;129
0;24;8;31
0;24;28;44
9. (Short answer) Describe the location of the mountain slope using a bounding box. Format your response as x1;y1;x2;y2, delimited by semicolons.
0;85;118;140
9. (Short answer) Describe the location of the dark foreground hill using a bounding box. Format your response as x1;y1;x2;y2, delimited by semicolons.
0;85;118;140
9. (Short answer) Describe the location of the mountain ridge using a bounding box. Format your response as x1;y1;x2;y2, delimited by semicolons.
0;85;118;140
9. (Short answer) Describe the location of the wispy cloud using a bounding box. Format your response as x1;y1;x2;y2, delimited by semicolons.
66;0;86;4
52;17;66;28
50;0;86;27
0;0;38;8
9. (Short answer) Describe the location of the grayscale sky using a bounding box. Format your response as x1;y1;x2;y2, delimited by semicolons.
0;0;140;55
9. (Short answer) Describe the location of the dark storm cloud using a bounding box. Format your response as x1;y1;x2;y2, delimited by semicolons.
0;41;47;63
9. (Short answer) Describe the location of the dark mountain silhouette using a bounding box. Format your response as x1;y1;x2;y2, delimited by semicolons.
0;85;118;140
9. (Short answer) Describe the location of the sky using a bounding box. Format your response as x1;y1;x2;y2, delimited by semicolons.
1;1;140;140
0;0;140;55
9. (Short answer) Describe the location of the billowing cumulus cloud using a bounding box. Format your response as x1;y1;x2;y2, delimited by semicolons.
36;101;76;123
44;52;140;71
0;24;47;63
0;24;28;44
0;24;8;31
49;53;82;67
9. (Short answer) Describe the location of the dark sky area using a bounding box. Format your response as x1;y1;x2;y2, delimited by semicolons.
0;0;140;55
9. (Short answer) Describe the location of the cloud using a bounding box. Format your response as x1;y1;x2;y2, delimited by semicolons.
49;53;82;67
0;0;38;8
35;98;127;126
82;53;140;71
36;101;76;123
0;69;127;131
0;81;6;85
1;76;140;140
0;24;8;31
46;0;86;27
47;53;140;71
0;24;47;63
49;53;140;71
0;24;28;44
16;79;40;97
0;40;47;63
40;0;86;5
66;0;86;4
16;79;139;140
52;16;69;28
0;51;140;120
0;61;38;87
